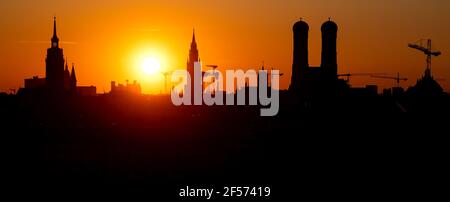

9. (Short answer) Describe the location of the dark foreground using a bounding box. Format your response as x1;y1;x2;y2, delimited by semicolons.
0;93;448;200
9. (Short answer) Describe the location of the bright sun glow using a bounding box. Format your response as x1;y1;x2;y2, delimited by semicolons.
141;57;161;75
130;45;170;93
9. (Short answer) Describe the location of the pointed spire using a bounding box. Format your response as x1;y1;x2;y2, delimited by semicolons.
65;57;69;71
190;29;197;49
71;63;77;81
53;16;57;38
70;63;77;93
64;58;71;90
51;16;59;46
192;29;196;44
188;29;199;64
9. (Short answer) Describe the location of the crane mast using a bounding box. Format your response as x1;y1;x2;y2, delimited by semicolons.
408;39;441;78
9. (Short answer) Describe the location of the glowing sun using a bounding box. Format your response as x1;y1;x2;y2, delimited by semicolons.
141;57;161;75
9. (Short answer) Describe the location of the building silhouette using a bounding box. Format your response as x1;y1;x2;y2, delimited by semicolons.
321;20;338;80
110;80;141;96
18;17;97;96
24;76;46;89
187;30;200;79
289;19;348;97
186;30;201;95
406;68;443;96
45;17;64;92
184;30;209;100
77;86;96;96
46;17;77;94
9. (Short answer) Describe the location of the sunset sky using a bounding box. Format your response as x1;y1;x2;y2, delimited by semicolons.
1;0;450;94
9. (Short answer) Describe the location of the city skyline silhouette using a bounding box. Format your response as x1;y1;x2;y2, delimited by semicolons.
1;1;449;201
1;1;450;94
8;16;448;101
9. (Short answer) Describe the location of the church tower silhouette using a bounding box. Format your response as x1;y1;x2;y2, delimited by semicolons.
46;17;65;93
186;30;200;98
187;30;200;80
45;17;77;94
289;18;345;97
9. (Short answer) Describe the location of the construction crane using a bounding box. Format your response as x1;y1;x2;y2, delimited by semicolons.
338;73;385;82
268;68;284;88
371;72;407;86
271;68;284;77
270;67;284;77
408;39;441;77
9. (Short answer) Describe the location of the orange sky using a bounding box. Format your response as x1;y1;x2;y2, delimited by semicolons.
1;0;450;94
